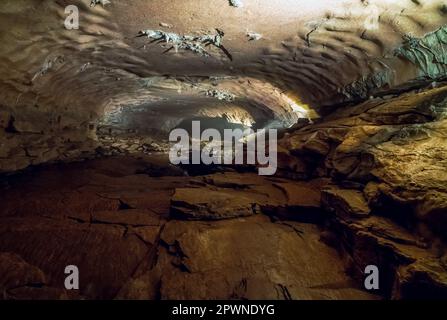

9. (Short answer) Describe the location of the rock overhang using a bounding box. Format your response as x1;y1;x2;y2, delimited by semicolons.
1;0;447;172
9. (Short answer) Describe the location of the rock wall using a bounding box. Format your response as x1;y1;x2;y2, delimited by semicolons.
1;1;447;175
277;85;447;298
0;93;99;173
332;25;447;106
395;25;447;80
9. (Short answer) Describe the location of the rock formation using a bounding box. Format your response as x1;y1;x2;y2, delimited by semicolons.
0;0;447;300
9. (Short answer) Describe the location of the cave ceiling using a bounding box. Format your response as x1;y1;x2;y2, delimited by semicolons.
1;0;447;131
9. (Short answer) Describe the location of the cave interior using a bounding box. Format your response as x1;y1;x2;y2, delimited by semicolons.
1;0;447;300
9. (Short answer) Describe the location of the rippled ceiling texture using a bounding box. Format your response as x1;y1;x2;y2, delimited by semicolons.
1;0;447;172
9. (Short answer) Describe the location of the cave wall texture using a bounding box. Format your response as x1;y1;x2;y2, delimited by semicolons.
0;0;447;300
1;0;447;173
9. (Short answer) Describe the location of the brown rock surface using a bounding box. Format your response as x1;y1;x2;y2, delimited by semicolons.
0;252;46;292
279;86;447;238
0;156;378;300
0;217;149;299
171;187;262;220
276;86;447;298
1;106;447;301
0;0;447;302
171;172;328;222
130;215;376;300
322;186;371;218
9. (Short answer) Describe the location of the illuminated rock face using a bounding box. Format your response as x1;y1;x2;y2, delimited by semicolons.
277;85;447;298
1;0;447;172
0;0;447;300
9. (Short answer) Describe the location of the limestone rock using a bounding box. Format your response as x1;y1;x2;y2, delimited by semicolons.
171;172;328;222
330;215;440;296
171;187;261;220
322;187;371;218
276;147;310;179
266;180;326;222
116;270;161;300
155;215;377;300
393;258;447;299
91;209;164;227
0;216;149;299
0;252;46;293
281;86;447;239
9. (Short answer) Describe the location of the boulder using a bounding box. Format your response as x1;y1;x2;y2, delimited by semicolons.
322;186;371;218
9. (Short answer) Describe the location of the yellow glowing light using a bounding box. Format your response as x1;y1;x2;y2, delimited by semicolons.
283;96;309;118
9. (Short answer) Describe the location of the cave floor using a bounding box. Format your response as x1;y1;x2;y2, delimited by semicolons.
0;154;377;300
